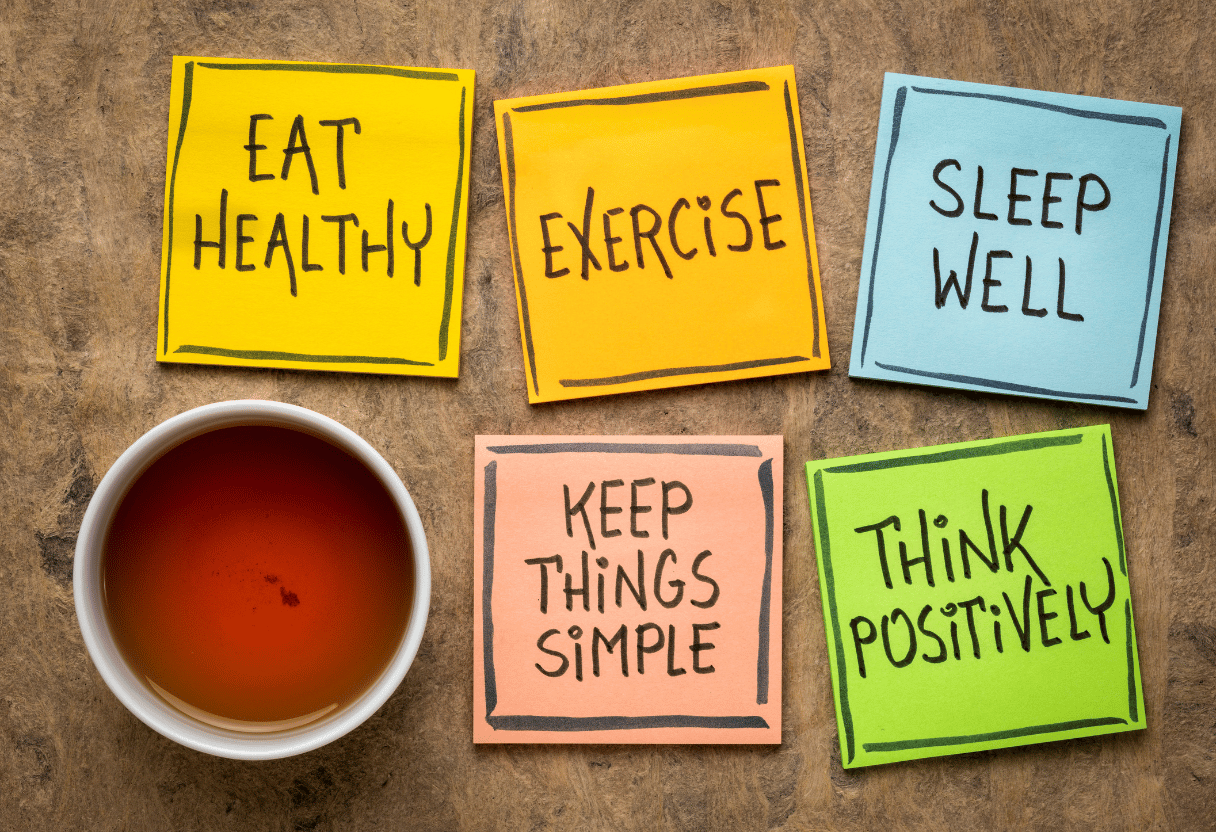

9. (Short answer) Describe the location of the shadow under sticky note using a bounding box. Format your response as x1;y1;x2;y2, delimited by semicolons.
806;425;1144;768
495;67;829;403
157;57;474;376
474;436;783;743
849;73;1181;409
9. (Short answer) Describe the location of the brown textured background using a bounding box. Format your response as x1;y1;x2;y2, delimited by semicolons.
2;1;1213;829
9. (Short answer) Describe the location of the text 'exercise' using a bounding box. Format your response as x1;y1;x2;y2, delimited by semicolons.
495;66;829;403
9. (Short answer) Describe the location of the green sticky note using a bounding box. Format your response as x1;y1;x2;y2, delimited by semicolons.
806;426;1144;768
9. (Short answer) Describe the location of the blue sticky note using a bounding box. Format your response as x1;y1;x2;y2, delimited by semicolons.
850;74;1181;409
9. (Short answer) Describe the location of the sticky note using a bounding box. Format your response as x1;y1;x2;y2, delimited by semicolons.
474;436;783;743
495;66;829;403
806;425;1144;768
157;57;474;376
850;73;1181;409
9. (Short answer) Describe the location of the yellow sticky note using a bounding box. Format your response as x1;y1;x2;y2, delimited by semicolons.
495;67;829;403
157;57;474;376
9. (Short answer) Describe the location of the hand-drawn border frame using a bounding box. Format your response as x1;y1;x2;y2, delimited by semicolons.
160;59;469;370
499;73;824;400
853;79;1177;408
809;428;1141;766
478;440;777;734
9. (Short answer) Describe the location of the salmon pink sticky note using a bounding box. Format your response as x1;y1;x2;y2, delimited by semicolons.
474;436;783;743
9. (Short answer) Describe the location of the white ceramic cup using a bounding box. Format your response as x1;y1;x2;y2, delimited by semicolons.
74;400;431;760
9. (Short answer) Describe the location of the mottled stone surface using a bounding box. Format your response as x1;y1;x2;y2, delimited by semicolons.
1;1;1213;829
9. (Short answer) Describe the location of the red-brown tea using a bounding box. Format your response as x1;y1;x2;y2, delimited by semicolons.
102;425;413;729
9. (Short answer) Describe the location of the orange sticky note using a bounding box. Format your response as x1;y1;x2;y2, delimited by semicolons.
473;436;783;744
157;57;474;376
495;67;829;403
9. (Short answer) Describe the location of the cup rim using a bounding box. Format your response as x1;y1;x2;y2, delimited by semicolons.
74;399;431;760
